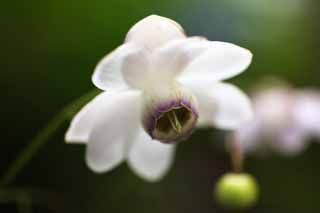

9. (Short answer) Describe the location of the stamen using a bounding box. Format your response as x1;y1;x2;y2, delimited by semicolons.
142;91;199;143
167;110;182;133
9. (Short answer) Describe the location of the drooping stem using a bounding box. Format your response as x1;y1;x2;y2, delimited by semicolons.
0;89;100;187
226;134;244;173
167;110;182;133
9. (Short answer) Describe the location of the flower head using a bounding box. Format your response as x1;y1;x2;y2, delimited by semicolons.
235;86;320;156
65;15;253;181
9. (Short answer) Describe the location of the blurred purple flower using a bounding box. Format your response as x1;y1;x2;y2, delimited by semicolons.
234;87;320;156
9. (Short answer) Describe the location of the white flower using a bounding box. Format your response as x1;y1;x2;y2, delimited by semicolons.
293;90;320;139
235;87;320;156
65;15;253;182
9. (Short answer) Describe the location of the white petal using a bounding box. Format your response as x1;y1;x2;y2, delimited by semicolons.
86;91;142;173
128;129;176;182
192;83;253;130
152;37;209;78
65;92;114;144
92;43;143;91
272;126;309;156
125;15;185;50
253;88;293;131
293;90;320;138
121;47;151;89
178;42;252;86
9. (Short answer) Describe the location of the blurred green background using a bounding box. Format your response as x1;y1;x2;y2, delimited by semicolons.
1;0;320;212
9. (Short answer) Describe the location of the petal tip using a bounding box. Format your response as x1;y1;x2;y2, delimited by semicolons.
85;152;122;174
86;162;106;174
91;72;102;90
128;161;168;182
127;135;175;182
134;14;184;32
125;15;186;49
244;48;253;62
64;127;89;144
64;132;75;144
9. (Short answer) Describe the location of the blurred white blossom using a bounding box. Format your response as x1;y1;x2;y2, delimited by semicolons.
235;86;320;156
65;15;253;181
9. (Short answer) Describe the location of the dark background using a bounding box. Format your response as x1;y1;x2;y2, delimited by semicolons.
1;0;320;212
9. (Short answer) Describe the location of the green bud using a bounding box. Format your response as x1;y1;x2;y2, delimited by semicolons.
214;173;259;209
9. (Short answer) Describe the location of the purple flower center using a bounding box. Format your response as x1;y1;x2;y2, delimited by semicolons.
144;99;198;143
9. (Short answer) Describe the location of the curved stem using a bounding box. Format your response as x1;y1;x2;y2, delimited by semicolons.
0;89;100;187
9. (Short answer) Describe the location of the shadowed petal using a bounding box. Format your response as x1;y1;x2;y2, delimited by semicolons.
127;129;176;182
152;37;209;78
65;92;117;144
121;47;151;89
92;43;144;91
191;83;253;129
86;91;142;173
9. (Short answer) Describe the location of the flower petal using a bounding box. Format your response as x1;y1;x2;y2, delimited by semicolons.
178;42;252;86
192;83;253;129
121;47;151;89
293;90;320;138
234;118;263;153
253;88;294;131
92;43;143;91
125;15;185;50
127;129;176;182
152;37;209;78
272;126;309;156
85;91;142;173
65;92;114;144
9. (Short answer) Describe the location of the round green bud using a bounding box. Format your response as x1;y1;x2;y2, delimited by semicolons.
214;173;259;209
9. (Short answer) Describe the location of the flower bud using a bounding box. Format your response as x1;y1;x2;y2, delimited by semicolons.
214;173;259;209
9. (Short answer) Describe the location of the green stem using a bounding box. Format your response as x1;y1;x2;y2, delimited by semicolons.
0;89;100;187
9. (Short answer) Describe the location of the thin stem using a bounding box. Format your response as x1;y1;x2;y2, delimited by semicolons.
226;134;244;173
0;89;99;187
